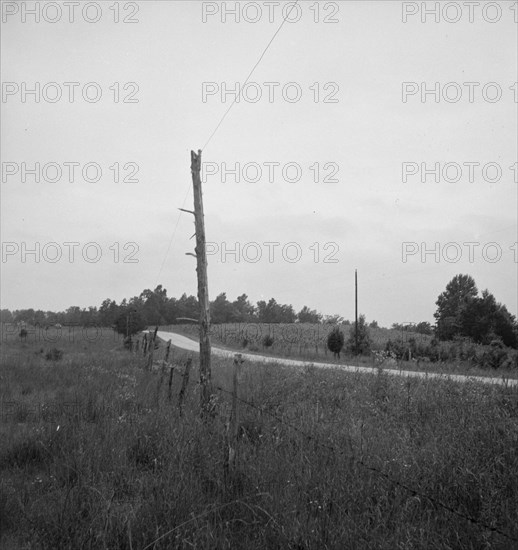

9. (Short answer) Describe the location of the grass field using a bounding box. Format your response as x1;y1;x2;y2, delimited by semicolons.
1;327;518;548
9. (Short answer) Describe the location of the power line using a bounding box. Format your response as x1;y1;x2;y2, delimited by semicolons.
202;0;301;151
156;1;300;283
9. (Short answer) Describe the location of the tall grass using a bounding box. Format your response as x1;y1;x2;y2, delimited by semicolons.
1;331;517;549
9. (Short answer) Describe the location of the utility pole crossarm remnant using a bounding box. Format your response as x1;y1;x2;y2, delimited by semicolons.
190;149;212;416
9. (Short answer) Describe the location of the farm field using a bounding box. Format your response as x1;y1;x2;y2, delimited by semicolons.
1;327;518;548
167;323;518;380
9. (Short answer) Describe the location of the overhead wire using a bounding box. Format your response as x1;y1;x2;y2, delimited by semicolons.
156;0;301;285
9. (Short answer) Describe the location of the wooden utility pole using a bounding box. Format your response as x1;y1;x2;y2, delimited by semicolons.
355;269;358;355
189;149;212;415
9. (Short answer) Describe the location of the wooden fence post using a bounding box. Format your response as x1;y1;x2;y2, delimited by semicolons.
226;353;244;474
178;357;192;416
165;339;171;362
147;326;158;371
168;367;174;401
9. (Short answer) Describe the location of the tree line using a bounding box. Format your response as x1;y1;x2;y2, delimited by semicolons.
2;274;516;349
0;286;345;329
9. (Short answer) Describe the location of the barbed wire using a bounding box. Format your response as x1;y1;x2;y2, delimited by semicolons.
213;384;518;544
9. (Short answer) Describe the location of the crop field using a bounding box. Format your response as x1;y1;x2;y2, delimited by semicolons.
168;322;431;356
167;322;518;379
1;326;518;549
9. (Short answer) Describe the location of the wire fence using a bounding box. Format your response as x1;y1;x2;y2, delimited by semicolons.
145;344;518;545
210;380;518;544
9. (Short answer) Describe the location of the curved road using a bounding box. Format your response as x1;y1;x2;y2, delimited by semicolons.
153;330;518;388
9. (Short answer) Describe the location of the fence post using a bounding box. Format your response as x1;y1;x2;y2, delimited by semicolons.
226;353;244;475
147;326;158;371
178;357;192;416
168;367;174;401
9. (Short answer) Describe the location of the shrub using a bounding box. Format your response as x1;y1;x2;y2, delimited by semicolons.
346;315;372;355
45;348;63;361
327;326;345;358
477;340;510;369
262;335;274;348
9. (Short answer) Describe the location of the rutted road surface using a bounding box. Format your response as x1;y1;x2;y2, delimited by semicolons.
154;330;518;388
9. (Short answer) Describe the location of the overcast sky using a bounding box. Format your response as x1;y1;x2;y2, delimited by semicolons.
1;0;517;326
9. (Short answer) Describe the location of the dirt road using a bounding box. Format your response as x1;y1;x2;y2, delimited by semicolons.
154;330;518;387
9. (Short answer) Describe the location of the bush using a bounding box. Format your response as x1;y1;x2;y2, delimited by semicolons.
262;335;274;348
327;326;344;358
45;348;63;361
346;315;371;355
114;310;147;337
477;340;510;369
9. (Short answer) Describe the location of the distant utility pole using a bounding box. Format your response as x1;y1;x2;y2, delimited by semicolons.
182;149;212;416
355;269;358;355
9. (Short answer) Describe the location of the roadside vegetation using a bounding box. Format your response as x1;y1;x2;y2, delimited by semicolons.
1;329;517;548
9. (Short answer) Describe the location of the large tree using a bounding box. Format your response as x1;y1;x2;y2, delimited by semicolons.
434;275;517;348
434;274;478;340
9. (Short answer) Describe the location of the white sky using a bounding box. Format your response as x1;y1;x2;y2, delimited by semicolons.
1;0;517;326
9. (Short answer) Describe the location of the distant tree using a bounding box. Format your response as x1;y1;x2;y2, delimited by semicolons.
211;293;234;323
232;294;256;322
347;314;372;355
392;323;415;332
297;306;322;324
323;314;345;325
0;309;14;323
114;309;146;337
140;285;169;325
176;293;199;322
99;299;120;326
257;298;296;323
369;320;379;329
14;309;35;324
415;321;433;335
